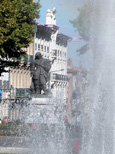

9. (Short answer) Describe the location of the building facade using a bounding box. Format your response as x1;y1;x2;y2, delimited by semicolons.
0;8;71;120
0;42;34;120
66;59;82;124
35;8;71;100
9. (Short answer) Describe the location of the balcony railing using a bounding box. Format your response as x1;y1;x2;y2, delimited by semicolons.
52;73;68;81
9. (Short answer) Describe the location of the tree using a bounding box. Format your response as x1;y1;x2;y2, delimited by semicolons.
70;0;93;54
0;0;41;75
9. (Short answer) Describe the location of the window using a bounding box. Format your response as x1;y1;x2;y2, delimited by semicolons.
29;55;33;62
38;44;40;50
65;52;66;58
58;50;59;56
26;88;31;95
47;47;49;53
60;51;62;57
24;56;28;62
35;43;37;50
16;88;31;96
53;50;57;56
0;80;2;89
3;81;9;90
44;46;46;52
16;88;25;96
41;45;43;51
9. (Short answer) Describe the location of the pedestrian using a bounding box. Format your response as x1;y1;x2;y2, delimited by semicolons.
72;140;80;154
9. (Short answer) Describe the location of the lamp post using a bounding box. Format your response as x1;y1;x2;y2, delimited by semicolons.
10;85;14;103
8;85;14;120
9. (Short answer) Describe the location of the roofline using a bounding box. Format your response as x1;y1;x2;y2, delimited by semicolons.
35;23;72;42
37;23;57;34
57;33;72;41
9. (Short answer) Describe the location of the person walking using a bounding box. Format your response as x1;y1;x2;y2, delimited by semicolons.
72;140;80;154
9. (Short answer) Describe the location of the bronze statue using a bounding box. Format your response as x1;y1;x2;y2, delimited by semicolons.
30;52;55;95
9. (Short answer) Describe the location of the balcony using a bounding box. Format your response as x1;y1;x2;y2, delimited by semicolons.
52;73;68;81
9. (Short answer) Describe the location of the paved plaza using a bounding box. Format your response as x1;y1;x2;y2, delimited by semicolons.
0;136;31;153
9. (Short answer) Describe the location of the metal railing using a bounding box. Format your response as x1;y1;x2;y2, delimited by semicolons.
52;73;68;81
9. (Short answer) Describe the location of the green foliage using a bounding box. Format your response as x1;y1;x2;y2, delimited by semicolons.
0;121;28;136
76;44;89;55
70;0;93;41
0;0;41;75
70;0;93;54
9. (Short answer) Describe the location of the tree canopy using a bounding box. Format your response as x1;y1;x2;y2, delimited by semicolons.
0;0;41;75
70;0;93;54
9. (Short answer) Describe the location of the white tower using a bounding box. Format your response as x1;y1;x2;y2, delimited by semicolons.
46;7;56;25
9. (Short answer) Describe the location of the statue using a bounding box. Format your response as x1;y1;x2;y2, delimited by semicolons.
30;52;55;95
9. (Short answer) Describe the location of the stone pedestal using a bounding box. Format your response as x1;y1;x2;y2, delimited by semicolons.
19;96;66;154
30;97;52;105
22;96;59;124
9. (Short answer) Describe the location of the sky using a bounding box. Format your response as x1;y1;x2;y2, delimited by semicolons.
36;0;90;68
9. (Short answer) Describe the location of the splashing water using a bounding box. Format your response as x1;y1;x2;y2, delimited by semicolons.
20;96;68;154
81;0;115;154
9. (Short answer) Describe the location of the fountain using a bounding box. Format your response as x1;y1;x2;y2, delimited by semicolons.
17;52;68;154
4;1;115;153
80;0;115;154
19;97;66;154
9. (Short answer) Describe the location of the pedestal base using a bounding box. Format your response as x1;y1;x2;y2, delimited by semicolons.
30;97;52;105
22;96;58;124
